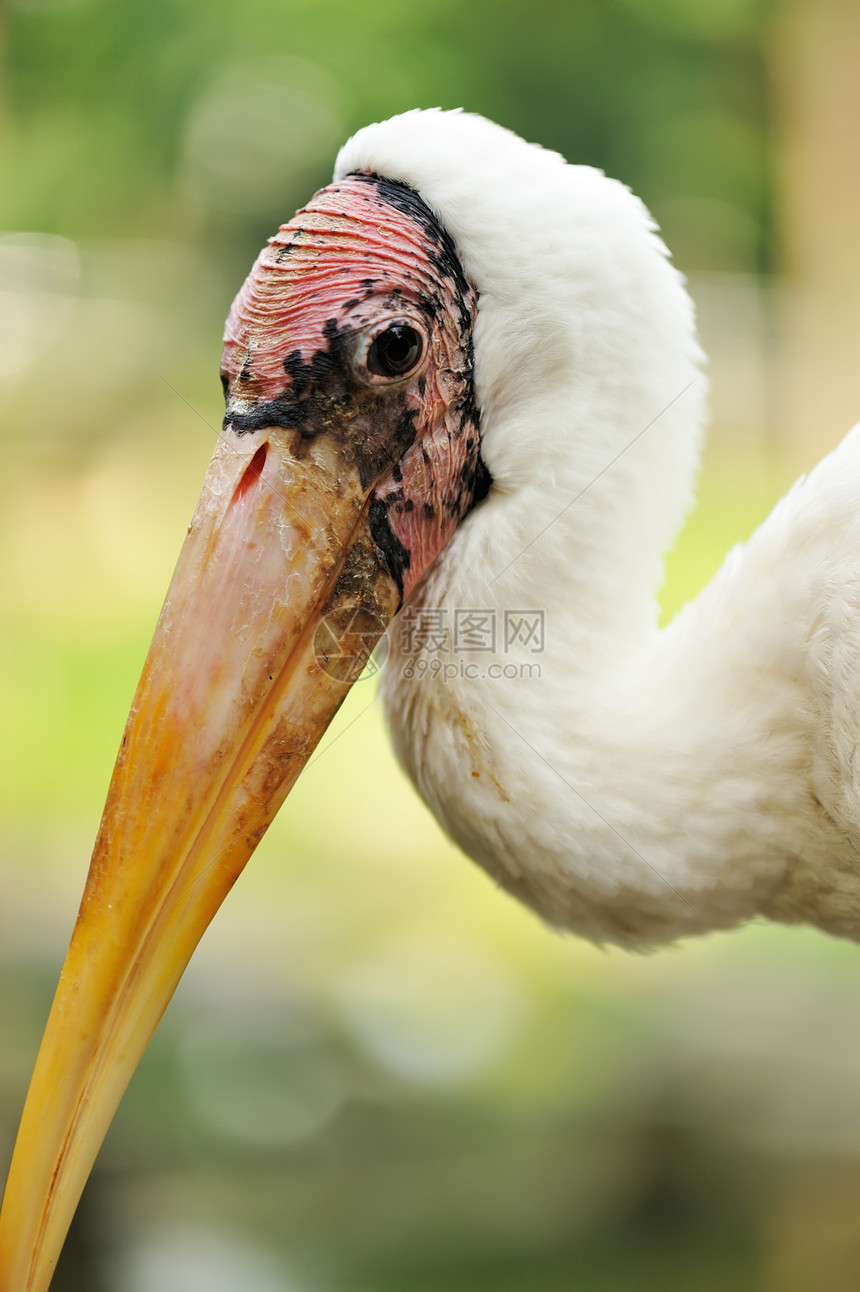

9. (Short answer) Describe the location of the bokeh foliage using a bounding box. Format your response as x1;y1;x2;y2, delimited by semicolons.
2;0;771;271
6;3;860;1291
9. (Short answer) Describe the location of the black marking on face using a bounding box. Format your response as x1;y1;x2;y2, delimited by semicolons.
225;319;418;489
469;454;492;509
350;174;473;322
223;172;492;552
348;175;484;483
368;497;411;595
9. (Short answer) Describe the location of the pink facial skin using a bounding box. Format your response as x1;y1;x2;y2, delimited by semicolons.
221;174;488;603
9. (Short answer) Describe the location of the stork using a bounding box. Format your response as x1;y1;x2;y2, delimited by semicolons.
2;107;860;1289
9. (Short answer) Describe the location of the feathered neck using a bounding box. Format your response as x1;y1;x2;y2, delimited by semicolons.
343;110;859;947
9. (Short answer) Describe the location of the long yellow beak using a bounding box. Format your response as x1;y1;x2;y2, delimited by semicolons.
0;422;399;1291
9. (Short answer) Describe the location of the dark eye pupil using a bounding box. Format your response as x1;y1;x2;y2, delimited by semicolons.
368;325;422;377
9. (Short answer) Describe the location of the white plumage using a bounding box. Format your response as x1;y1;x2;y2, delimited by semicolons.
340;109;860;947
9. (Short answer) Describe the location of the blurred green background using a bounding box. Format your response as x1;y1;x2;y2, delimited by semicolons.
3;0;860;1288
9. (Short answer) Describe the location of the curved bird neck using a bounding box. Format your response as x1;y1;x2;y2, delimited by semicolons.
381;370;858;948
343;109;860;947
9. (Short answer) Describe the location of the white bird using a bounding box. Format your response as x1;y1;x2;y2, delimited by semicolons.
2;108;860;1290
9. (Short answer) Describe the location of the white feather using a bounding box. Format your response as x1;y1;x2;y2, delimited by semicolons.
337;110;860;947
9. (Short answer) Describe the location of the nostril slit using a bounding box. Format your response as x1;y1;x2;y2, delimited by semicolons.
233;441;268;503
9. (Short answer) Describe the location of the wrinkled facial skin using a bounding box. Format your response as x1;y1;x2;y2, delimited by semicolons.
221;172;490;602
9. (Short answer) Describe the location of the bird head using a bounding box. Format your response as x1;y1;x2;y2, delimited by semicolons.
220;169;488;606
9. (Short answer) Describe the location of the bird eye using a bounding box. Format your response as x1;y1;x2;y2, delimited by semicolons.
366;324;423;379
